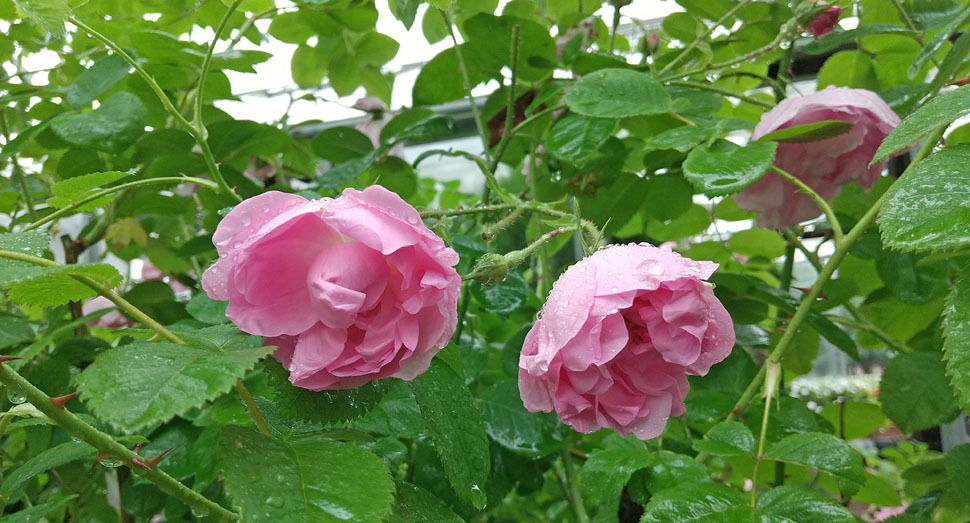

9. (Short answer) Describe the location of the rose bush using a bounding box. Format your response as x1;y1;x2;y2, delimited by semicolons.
735;86;900;228
519;243;735;439
202;185;461;390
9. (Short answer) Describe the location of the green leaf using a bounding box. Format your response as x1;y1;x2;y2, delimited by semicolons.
388;481;464;523
185;293;230;325
50;92;148;153
564;68;672;118
649;125;720;152
0;230;49;267
263;358;388;424
356;31;400;66
879;145;970;252
12;0;69;35
693;421;755;456
207;119;291;160
908;7;970;78
220;426;394;523
641;482;750;523
354;379;425;439
410;358;490;509
756;485;857;523
765;432;867;496
0;442;95;501
390;0;420;30
819;401;886;440
47;171;132;211
943;271;970;410
311;127;374;163
76;336;274;433
0;118;54;163
944;444;970;506
546;114;617;167
756;120;854;143
874;85;970;164
727;228;785;259
880;351;960;433
683;139;777;196
580;446;651;509
0;263;122;309
66;54;131;108
817;50;881;91
470;271;529;314
639;452;709;494
480;380;568;458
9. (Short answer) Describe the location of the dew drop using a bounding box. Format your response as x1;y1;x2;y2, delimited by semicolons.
6;386;25;405
266;497;285;508
641;259;664;276
100;458;123;469
610;286;618;293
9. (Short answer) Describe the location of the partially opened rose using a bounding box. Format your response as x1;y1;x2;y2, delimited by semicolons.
202;186;461;390
735;86;900;228
518;243;734;439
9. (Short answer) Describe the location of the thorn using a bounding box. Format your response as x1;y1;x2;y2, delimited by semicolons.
50;391;79;409
132;442;143;454
946;75;970;87
792;286;827;299
145;447;175;468
90;450;108;472
0;356;24;363
130;458;151;470
775;327;787;333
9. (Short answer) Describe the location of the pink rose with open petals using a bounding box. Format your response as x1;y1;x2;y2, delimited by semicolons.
735;86;900;228
201;186;461;390
518;243;734;439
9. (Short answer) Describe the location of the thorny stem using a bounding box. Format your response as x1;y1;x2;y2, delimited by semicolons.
68;15;241;202
659;0;755;76
770;166;844;246
750;362;780;507
0;111;37;221
24;177;219;231
506;225;578;270
0;363;240;522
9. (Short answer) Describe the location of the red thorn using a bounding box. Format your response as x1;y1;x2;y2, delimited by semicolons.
946;76;970;87
90;450;108;472
0;356;24;363
775;327;787;333
145;447;175;468
132;442;143;454
50;391;78;409
130;458;150;470
756;350;771;359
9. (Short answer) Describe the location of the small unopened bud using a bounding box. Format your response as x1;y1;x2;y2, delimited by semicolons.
646;32;659;52
465;253;510;288
806;6;841;38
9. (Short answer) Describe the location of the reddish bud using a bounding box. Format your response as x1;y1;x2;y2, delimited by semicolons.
807;6;841;38
50;391;78;409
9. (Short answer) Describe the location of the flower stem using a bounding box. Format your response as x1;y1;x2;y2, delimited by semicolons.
196;1;242;134
233;380;273;438
0;363;240;522
24;177;219;231
769;166;844;245
488;24;522;175
665;80;775;109
561;448;590;523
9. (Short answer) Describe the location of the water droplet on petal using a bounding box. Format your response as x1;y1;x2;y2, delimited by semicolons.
641;259;664;276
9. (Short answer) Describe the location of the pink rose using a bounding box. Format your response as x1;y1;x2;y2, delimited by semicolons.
140;260;191;294
735;86;900;228
83;296;131;328
807;6;841;37
518;243;735;439
201;186;461;390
